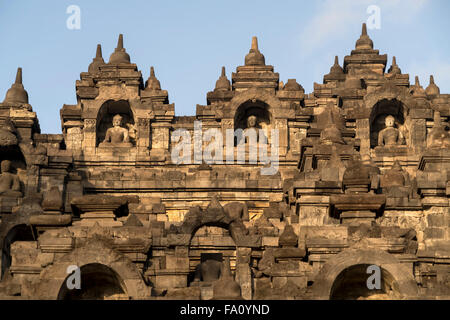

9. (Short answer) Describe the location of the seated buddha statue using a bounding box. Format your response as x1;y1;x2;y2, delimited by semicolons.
377;115;405;146
99;114;133;147
0;160;22;197
193;259;223;283
240;115;268;145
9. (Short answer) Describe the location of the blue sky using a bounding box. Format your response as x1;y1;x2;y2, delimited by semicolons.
0;0;449;133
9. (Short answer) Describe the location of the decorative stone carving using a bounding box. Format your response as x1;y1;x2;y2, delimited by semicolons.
427;111;450;149
41;186;63;213
318;105;345;145
279;225;298;247
223;202;249;222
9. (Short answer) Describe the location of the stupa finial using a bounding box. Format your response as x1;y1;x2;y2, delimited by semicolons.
117;34;124;49
15;67;22;84
96;44;102;58
251;36;258;51
362;23;368;36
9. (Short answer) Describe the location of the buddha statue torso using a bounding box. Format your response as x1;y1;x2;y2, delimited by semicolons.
100;114;132;147
106;126;129;144
194;259;222;282
241;115;267;144
378;115;405;146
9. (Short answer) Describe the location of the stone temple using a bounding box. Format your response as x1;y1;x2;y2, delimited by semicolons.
0;23;449;300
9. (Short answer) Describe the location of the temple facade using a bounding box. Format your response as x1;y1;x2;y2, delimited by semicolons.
0;24;448;300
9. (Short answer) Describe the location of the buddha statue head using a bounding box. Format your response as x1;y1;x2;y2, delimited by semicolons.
247;115;257;128
384;115;395;128
112;114;123;128
1;159;11;173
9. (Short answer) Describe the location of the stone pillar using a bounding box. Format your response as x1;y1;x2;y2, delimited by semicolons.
356;118;370;155
150;122;170;161
24;164;40;195
83;118;96;154
275;119;288;156
65;125;83;151
288;123;308;155
235;247;252;300
136;118;150;153
221;119;234;163
151;123;170;150
409;108;430;152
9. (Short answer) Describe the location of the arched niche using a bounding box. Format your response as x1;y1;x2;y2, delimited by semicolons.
37;240;149;300
57;263;128;300
188;225;236;286
330;264;400;300
369;99;406;148
0;146;26;169
233;100;272;147
234;100;272;131
0;146;27;194
311;248;418;299
96;100;135;146
1;224;34;279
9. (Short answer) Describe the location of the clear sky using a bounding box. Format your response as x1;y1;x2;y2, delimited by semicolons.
0;0;449;133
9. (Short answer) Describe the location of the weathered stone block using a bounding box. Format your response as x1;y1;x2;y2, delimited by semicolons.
424;228;445;239
262;236;278;247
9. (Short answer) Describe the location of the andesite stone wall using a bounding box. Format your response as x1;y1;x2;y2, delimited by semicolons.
0;24;448;300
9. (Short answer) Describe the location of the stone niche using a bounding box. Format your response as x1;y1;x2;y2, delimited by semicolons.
370;99;406;149
96;100;136;147
233;100;272;145
0;150;26;180
0;150;26;212
192;253;223;283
